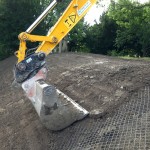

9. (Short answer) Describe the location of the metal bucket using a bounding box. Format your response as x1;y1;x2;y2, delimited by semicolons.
22;68;89;130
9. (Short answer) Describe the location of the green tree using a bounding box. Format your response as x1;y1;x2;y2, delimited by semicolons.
108;0;150;56
0;0;45;60
68;20;90;52
85;12;117;54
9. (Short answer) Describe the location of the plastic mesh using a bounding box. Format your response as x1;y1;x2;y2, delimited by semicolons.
46;86;150;150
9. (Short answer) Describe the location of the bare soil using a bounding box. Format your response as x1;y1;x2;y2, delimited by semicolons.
0;53;150;150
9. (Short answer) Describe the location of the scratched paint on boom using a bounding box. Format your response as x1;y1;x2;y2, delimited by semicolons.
77;0;91;16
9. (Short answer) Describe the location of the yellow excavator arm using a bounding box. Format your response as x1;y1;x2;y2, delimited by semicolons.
13;0;98;130
16;0;97;63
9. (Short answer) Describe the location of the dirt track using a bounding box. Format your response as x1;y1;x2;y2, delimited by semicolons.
0;53;150;150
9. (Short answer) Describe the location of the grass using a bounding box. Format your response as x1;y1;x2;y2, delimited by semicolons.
0;49;12;61
119;56;150;61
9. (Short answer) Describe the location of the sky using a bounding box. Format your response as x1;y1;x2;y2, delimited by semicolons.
85;0;149;25
84;0;110;25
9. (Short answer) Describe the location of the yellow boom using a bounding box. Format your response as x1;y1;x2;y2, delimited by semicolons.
14;0;98;130
16;0;97;63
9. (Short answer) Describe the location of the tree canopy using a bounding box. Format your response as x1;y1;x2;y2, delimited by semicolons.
108;0;150;56
0;0;44;59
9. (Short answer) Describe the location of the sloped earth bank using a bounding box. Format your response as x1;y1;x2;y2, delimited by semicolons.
0;53;150;150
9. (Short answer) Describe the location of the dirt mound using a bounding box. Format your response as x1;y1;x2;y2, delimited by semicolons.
0;53;150;149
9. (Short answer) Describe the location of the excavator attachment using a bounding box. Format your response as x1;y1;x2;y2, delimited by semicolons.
14;52;89;130
14;0;97;130
21;67;89;130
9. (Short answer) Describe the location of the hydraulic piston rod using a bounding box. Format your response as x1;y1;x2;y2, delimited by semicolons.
26;0;57;33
